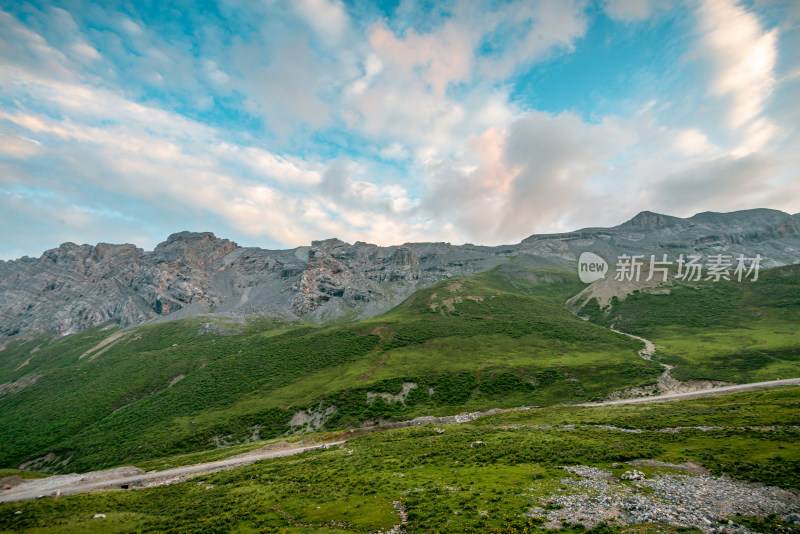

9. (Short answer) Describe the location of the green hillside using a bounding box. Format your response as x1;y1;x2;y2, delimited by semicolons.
2;262;798;476
0;263;661;473
576;264;800;382
2;386;798;533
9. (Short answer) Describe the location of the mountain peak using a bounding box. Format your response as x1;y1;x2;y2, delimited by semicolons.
617;211;681;230
310;238;348;248
689;208;786;221
160;231;219;246
152;232;238;267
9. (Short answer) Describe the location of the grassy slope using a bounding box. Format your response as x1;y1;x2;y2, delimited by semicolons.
0;263;661;473
2;262;797;476
1;386;798;533
578;264;800;382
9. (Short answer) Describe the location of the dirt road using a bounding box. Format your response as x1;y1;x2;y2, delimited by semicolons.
579;377;800;406
0;441;346;503
3;378;799;503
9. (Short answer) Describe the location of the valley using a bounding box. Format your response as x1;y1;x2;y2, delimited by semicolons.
0;210;798;532
4;0;800;529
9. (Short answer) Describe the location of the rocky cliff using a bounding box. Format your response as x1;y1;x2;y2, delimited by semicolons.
1;208;798;340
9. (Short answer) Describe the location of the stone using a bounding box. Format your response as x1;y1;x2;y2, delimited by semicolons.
0;475;24;489
621;470;645;481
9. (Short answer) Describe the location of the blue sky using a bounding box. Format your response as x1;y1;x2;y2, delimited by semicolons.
1;0;799;259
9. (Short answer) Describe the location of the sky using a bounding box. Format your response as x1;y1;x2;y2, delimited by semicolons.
1;0;799;259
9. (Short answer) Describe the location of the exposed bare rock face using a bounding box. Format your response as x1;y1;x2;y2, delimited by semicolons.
0;232;509;339
0;232;236;338
1;208;799;341
288;239;477;317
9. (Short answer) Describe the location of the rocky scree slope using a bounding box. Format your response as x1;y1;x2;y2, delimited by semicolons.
1;208;798;340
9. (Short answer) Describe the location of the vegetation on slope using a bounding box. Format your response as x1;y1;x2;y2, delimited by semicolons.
1;387;798;533
0;264;659;473
2;262;798;475
577;264;800;382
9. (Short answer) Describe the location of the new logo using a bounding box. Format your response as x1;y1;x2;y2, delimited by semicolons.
578;252;608;283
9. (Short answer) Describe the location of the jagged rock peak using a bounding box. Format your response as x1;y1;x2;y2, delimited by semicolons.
157;231;234;248
617;211;681;229
310;238;348;248
684;209;800;238
92;242;139;259
153;231;238;262
2;209;800;341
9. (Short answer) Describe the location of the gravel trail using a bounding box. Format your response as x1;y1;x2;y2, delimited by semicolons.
581;377;800;406
0;441;346;503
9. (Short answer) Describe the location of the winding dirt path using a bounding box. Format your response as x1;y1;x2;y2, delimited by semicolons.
607;326;755;400
611;327;656;360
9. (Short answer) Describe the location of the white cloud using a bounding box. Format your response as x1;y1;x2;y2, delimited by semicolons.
0;8;436;253
416;110;635;242
695;0;779;150
348;53;382;96
672;128;717;156
337;0;588;173
292;0;350;44
0;134;42;159
649;153;779;216
1;1;799;260
368;19;475;98
70;41;100;61
119;17;143;36
379;142;409;160
477;0;588;79
231;34;334;135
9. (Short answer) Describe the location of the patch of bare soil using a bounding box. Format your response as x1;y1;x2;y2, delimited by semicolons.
628;459;711;476
0;373;42;397
606;364;735;401
79;331;130;360
567;276;673;311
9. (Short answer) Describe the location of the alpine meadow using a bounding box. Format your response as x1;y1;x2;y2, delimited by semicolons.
1;0;800;533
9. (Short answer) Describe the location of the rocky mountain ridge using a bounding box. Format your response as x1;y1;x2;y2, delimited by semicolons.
1;208;798;340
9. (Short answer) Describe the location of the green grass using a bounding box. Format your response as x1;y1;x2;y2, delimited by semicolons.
0;469;50;480
2;262;797;478
1;387;797;533
479;385;800;429
0;265;658;474
579;264;800;382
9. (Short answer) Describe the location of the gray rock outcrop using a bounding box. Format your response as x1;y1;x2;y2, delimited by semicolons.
0;208;798;340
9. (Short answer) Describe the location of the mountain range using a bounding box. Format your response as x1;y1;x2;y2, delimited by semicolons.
1;208;799;340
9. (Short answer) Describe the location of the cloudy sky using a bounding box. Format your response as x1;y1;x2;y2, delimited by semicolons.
1;0;799;259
